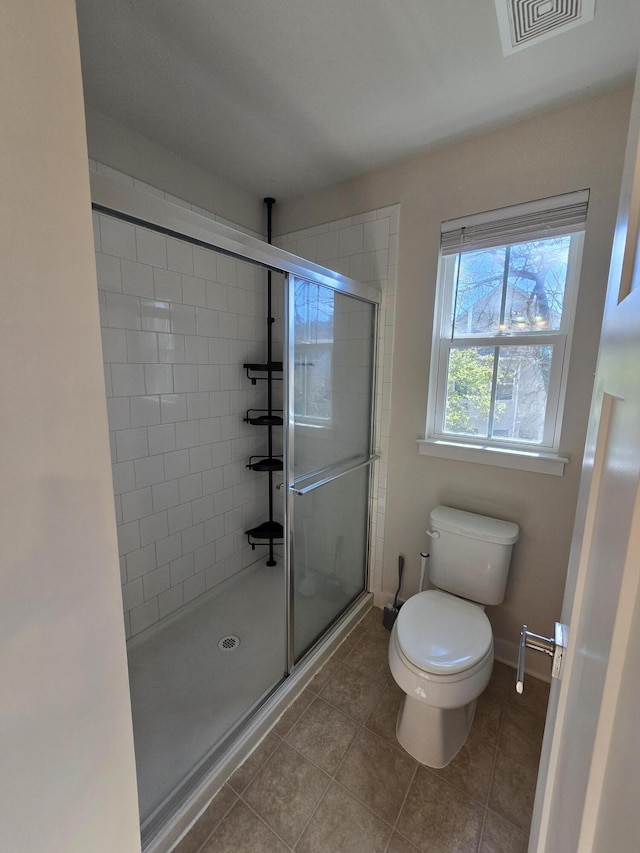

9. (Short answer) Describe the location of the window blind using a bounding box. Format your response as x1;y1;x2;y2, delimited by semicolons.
440;189;589;255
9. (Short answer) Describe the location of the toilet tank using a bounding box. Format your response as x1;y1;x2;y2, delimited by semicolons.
428;506;519;605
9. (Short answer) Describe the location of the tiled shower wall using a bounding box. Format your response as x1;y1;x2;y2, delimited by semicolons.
91;160;397;634
275;208;399;605
91;163;283;639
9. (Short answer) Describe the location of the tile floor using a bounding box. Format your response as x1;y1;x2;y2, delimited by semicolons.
173;607;549;853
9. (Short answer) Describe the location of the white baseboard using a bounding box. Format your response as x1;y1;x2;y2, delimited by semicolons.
373;590;388;608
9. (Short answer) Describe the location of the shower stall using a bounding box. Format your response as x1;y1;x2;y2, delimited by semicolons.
91;173;379;850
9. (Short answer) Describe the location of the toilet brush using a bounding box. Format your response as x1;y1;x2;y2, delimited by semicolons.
383;555;405;631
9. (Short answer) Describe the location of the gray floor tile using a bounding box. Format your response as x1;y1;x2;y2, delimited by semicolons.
335;728;416;823
498;704;545;767
365;683;404;745
398;766;484;852
488;749;539;832
172;784;237;853
200;800;289;853
332;626;368;660
285;696;359;774
319;661;385;722
272;690;315;737
472;690;504;745
228;731;282;794
306;658;339;694
431;729;497;805
345;633;393;683
507;675;550;719
243;741;330;846
294;782;391;853
479;809;529;852
386;831;423;853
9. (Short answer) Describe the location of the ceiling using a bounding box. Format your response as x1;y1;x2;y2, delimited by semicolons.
76;0;640;202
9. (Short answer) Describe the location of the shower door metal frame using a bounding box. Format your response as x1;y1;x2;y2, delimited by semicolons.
284;273;380;670
90;172;380;300
91;170;381;670
90;172;382;847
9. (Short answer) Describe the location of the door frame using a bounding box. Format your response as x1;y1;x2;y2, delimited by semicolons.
530;57;640;852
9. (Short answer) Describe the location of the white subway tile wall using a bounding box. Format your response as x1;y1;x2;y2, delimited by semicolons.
275;206;399;605
91;160;397;630
93;171;281;639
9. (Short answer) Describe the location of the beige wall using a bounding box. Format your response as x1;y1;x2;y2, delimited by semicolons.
0;2;140;850
85;108;263;234
277;86;633;672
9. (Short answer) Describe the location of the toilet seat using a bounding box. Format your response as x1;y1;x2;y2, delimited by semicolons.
396;590;492;676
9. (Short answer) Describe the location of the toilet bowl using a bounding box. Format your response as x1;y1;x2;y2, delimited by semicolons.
388;589;493;767
388;506;518;767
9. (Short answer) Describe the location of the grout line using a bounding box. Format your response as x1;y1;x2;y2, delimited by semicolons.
324;774;397;831
288;625;398;847
313;663;387;726
226;731;284;795
387;761;419;850
309;622;414;848
282;731;343;779
330;718;363;779
235;792;295;851
190;786;238;853
288;773;333;850
421;737;499;810
477;688;513;852
476;806;489;853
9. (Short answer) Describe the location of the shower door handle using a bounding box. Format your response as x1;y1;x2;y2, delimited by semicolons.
290;455;379;496
516;621;567;694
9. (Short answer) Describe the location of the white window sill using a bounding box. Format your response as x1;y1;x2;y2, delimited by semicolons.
417;438;569;476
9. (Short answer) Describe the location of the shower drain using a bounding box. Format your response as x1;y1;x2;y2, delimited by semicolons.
218;635;240;651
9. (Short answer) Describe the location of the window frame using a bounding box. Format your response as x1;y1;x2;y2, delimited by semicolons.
424;205;586;470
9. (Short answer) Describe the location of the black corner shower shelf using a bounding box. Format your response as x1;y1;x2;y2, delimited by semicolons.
247;455;283;472
243;362;283;384
243;362;283;371
244;409;283;427
246;520;284;549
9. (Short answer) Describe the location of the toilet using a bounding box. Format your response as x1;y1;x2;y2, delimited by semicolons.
388;505;519;768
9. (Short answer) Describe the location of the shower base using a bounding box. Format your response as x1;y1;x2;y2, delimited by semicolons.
130;562;371;853
127;560;286;827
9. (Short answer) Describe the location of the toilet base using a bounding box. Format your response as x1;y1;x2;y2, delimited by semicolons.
396;694;476;768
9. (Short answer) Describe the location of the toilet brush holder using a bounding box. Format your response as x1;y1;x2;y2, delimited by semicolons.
383;555;405;631
383;601;402;631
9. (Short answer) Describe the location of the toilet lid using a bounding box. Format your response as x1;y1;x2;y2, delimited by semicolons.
396;590;492;675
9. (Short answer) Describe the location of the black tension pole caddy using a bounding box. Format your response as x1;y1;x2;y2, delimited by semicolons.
243;197;284;566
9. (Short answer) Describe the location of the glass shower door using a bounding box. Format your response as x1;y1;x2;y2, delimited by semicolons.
287;276;377;662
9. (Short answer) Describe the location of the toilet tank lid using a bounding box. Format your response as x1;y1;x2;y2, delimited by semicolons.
429;506;519;545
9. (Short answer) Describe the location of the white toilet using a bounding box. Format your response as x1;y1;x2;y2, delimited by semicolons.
388;505;519;768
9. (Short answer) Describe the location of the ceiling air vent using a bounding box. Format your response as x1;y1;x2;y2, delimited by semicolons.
495;0;596;55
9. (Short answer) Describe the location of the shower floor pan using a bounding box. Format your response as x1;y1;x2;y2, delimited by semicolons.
126;560;286;825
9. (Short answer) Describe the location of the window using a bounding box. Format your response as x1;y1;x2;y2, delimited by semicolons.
425;191;588;467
